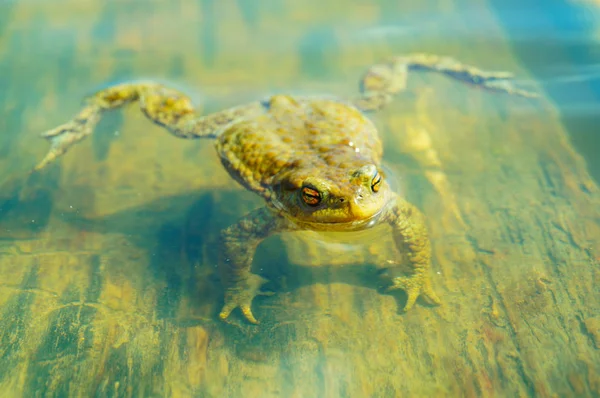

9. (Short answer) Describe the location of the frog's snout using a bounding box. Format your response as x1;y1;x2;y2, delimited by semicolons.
351;186;368;203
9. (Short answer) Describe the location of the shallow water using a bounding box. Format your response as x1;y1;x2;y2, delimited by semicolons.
0;1;599;397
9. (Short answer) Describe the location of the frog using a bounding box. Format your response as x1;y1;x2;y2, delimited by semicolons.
33;54;536;324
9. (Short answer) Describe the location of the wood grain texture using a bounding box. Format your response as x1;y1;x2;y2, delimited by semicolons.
0;0;598;397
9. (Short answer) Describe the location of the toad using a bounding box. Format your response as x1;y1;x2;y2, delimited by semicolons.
34;54;536;324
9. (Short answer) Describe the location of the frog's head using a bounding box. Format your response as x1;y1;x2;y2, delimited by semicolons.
273;164;392;227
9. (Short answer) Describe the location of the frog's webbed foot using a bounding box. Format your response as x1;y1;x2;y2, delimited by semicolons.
383;272;441;312
35;105;101;171
219;273;274;324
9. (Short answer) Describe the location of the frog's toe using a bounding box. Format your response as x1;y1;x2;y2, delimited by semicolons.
219;302;261;324
219;274;272;325
40;122;75;138
482;70;514;80
385;275;441;312
219;298;260;325
421;282;442;307
240;304;259;325
481;77;539;98
218;301;238;322
35;122;93;171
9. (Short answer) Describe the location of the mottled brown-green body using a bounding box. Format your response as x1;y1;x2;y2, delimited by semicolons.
216;96;383;199
34;54;536;324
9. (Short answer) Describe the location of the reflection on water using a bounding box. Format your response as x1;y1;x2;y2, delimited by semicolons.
0;0;599;397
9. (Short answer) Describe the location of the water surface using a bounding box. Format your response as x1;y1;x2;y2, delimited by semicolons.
0;1;599;397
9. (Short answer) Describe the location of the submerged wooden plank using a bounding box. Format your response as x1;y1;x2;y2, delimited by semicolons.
0;0;598;397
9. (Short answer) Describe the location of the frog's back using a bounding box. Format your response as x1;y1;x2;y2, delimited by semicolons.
215;95;383;196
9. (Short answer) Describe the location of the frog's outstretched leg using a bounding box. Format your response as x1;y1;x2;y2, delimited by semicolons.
34;83;263;170
219;207;293;324
381;195;441;312
354;53;538;111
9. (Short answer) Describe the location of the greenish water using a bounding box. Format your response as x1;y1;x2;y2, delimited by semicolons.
0;1;599;397
491;0;600;183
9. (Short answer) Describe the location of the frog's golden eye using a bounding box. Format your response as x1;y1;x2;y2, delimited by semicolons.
371;172;382;193
301;186;321;206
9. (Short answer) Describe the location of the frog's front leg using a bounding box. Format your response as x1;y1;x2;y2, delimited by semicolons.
34;82;263;170
382;195;441;312
219;207;293;324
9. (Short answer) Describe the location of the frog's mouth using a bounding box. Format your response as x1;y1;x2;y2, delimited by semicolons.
273;192;393;232
295;208;387;231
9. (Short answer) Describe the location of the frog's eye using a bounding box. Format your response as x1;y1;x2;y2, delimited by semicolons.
371;172;382;193
301;186;321;206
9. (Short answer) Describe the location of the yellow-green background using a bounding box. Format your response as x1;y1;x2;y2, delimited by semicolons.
0;0;599;397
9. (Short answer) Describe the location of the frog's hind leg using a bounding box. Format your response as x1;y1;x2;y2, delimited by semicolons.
353;53;538;111
34;82;263;171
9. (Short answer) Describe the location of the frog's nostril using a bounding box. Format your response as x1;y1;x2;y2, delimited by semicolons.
339;198;345;203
